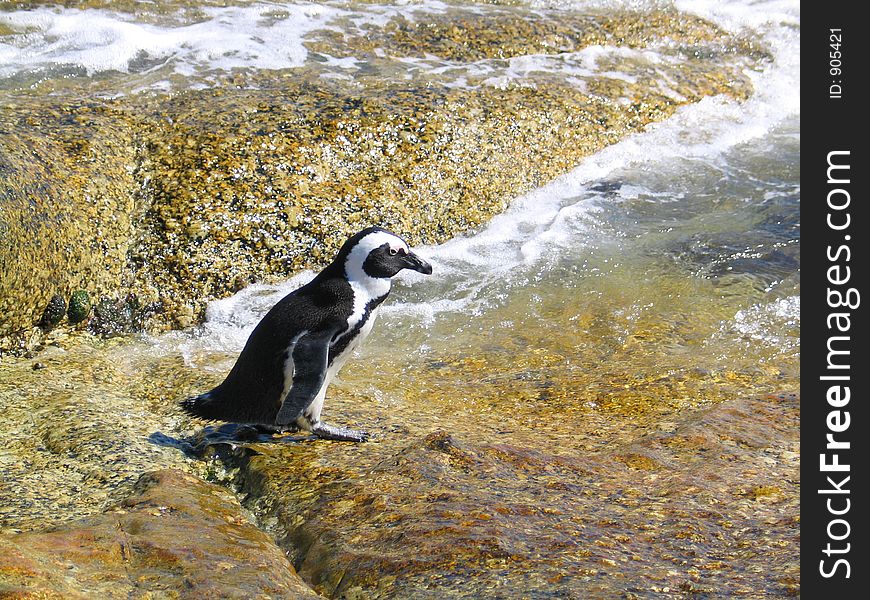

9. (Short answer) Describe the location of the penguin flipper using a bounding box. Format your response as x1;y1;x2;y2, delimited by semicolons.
275;327;337;426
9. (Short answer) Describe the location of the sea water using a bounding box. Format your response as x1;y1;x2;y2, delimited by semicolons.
1;0;800;478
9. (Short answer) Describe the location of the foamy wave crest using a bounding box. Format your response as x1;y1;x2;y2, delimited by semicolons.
0;4;342;79
387;0;799;318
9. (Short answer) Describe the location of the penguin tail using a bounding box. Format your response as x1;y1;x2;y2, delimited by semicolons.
180;391;223;421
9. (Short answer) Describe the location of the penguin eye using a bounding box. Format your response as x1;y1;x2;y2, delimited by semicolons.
388;247;398;256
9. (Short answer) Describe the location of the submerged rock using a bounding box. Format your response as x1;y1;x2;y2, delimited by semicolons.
216;393;799;598
0;469;321;599
0;277;799;597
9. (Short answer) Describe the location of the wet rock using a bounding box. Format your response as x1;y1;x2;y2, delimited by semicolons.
39;294;67;328
0;251;799;597
0;4;759;353
0;469;321;599
1;99;138;353
66;290;92;324
317;7;765;63
0;340;210;532
91;297;128;337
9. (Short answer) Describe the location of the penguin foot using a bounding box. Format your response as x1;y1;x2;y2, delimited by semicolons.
255;423;299;435
312;422;369;442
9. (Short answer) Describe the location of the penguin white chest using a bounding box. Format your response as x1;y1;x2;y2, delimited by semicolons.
349;307;379;352
333;306;379;370
302;307;380;426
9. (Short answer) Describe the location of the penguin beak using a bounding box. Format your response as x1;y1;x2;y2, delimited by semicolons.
404;251;433;275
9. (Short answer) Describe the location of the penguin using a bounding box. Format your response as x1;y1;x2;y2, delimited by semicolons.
181;227;432;442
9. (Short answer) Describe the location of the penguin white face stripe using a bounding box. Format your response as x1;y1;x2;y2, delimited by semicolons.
344;230;408;296
349;230;410;258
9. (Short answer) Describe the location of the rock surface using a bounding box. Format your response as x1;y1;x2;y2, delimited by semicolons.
0;340;211;532
0;3;798;598
1;4;758;352
0;317;800;597
0;469;321;599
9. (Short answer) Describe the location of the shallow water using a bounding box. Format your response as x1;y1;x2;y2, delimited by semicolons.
1;0;799;596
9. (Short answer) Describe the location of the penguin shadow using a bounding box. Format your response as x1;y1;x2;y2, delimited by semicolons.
148;423;316;460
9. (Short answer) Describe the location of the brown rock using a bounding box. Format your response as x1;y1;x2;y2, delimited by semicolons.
0;470;321;599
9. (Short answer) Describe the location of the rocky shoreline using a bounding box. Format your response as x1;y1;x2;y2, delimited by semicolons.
226;393;799;597
1;5;759;354
0;3;800;598
1;381;800;597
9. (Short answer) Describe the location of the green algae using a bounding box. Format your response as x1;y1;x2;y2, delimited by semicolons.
39;295;66;328
66;290;92;324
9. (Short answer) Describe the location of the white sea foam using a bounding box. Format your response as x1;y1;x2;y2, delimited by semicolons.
394;44;671;93
725;294;800;347
0;1;469;84
1;0;790;93
149;270;318;362
0;4;344;79
390;4;798;297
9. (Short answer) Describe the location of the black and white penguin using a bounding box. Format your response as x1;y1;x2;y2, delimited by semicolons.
181;227;432;442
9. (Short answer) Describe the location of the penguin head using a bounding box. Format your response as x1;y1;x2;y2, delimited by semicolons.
342;227;433;282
